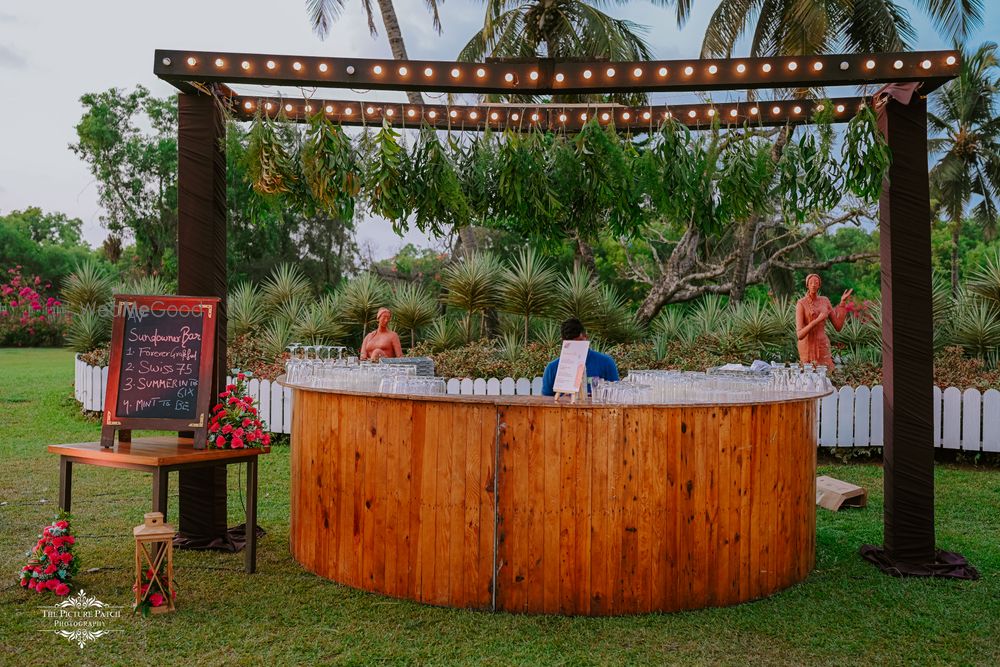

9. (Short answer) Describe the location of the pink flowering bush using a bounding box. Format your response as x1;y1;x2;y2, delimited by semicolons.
0;266;68;346
208;371;270;450
19;514;78;596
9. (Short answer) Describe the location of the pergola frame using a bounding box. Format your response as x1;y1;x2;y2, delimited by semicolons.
157;48;961;574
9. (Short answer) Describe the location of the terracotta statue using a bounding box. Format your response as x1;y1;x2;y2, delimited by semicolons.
795;274;851;371
360;307;403;362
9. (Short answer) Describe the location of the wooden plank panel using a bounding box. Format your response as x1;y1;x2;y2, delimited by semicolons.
558;407;579;614
982;389;1000;452
371;397;390;592
574;407;593;614
415;401;436;601
460;403;480;607
647;406;668;612
942;387;962;449
870;385;885;446
713;406;732;606
526;406;546;613
853;385;871;446
431;403;452;605
397;400;416;598
448;403;468;606
604;407;623;614
962;388;982;451
634;408;652;612
689;408;709;609
618;408;640;613
541;407;561;613
361;398;378;591
588;407;610;615
479;403;496;609
383;399;400;598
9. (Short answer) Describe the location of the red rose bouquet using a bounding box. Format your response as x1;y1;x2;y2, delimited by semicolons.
208;371;270;450
19;513;78;596
133;561;176;616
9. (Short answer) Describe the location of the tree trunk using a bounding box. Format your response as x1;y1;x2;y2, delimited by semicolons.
376;0;423;106
573;231;598;279
951;218;961;297
729;216;760;303
636;226;702;323
455;226;479;258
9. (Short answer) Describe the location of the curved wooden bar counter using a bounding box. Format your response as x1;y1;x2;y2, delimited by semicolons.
284;380;823;615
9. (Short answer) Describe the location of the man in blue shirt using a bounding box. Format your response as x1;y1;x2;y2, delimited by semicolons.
541;318;620;396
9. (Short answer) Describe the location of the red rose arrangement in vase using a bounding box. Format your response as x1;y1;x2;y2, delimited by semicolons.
19;513;78;596
208;371;270;450
132;562;176;616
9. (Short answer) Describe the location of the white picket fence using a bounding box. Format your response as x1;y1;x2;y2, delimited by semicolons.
73;355;1000;450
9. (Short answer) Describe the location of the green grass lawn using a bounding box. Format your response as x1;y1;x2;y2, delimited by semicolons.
1;348;998;666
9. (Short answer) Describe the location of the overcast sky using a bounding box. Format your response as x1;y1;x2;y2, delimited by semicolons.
0;2;995;259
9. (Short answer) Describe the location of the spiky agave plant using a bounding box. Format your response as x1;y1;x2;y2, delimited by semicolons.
341;273;390;340
652;306;686;341
293;300;347;344
441;252;503;342
950;292;1000;358
65;308;111;353
60;260;113;313
389;282;438;349
500;247;557;343
591;283;640;344
687;294;730;342
227;282;267;339
261;264;312;314
532;319;561;348
259;318;295;362
498;331;523;366
115;274;174;296
968;250;1000;305
730;299;786;357
554;265;600;331
423;318;463;352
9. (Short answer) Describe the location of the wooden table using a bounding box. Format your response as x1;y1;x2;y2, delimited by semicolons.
48;437;262;573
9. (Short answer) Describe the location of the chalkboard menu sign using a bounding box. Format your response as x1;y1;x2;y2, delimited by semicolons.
101;295;219;449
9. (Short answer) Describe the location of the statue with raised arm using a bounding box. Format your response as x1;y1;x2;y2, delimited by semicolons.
360;307;403;362
795;274;852;371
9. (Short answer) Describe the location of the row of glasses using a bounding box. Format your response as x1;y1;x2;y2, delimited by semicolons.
768;362;832;393
378;376;447;396
285;344;349;361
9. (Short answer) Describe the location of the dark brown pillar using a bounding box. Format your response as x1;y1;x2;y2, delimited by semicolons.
176;93;230;545
876;88;935;564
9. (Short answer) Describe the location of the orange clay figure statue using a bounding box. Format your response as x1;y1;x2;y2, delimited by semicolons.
360;307;403;362
795;273;851;371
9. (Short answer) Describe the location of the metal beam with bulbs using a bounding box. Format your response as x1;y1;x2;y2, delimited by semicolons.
155;49;959;96
230;94;868;130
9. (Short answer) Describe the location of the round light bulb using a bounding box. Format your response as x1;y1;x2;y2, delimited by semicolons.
708;64;718;74
398;66;408;76
161;57;172;66
451;68;460;78
531;113;539;121
285;103;293;112
793;105;802;114
840;61;849;70
730;109;738;117
529;71;539;80
469;111;478;120
642;111;651;120
511;113;519;121
736;63;746;73
601;112;609;121
449;110;457;118
762;63;772;73
865;59;876;70
816;104;825;112
266;60;276;70
683;66;694;76
424;67;434;77
214;58;224;68
555;72;565;82
750;107;758;115
787;61;798;71
893;60;903;70
476;68;486;78
708;109;716;117
428;110;437;118
504;72;514;82
346;65;355;75
344;107;353;115
580;113;587;121
373;65;383;74
386;108;394;116
772;106;781;115
319;63;328;72
658;67;668;76
366;106;375;115
325;105;333;113
559;114;567;122
187;57;197;66
606;67;616;77
293;62;302;71
490;112;499;120
812;61;823;71
633;67;643;77
946;55;957;65
583;69;592;79
836;104;846;113
243;101;252;110
622;111;630;120
688;110;696;118
921;59;932;69
241;60;251;70
408;109;416;117
265;102;273;110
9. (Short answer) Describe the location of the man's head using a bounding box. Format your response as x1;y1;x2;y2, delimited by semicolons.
561;318;587;341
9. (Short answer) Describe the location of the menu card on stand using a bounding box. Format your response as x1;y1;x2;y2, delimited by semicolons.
101;295;219;449
552;340;590;402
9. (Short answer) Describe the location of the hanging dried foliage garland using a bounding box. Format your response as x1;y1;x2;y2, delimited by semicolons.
235;104;891;241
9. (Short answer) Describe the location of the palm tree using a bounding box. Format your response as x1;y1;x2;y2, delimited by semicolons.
305;0;441;105
341;273;390;340
390;282;439;348
928;42;1000;295
671;0;984;58
460;0;654;104
500;247;558;342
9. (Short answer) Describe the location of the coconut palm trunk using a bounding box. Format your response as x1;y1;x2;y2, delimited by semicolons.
375;0;423;106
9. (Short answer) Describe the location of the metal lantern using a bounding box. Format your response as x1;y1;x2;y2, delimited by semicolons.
133;512;176;614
